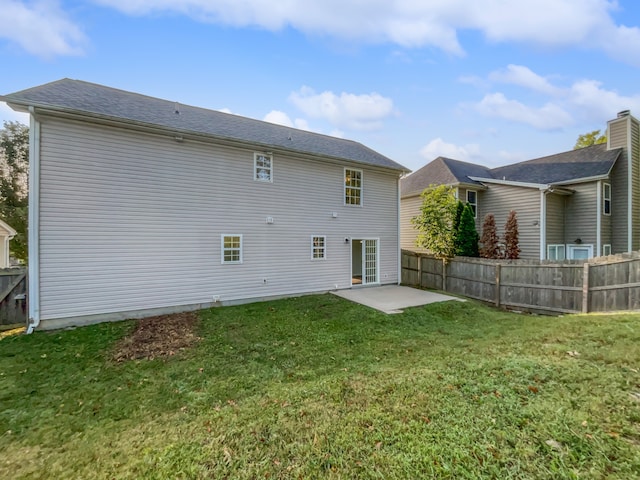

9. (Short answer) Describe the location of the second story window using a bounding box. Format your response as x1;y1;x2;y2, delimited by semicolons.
466;190;477;218
254;153;273;182
603;183;611;215
344;168;362;206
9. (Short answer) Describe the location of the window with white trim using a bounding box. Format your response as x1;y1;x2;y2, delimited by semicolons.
603;244;612;256
466;190;477;218
311;236;326;260
603;182;611;215
547;244;565;260
254;153;272;182
221;235;243;264
344;168;362;206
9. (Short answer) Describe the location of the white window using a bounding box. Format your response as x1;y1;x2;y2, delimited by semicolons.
221;235;243;264
344;168;362;206
568;244;593;260
603;244;612;256
311;236;326;260
466;190;477;218
547;244;566;260
254;153;272;182
603;183;611;215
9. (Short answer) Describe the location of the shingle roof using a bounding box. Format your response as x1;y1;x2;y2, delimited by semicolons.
401;157;492;197
490;144;620;184
2;79;407;172
401;144;621;197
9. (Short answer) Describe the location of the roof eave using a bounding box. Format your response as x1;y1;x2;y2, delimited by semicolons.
4;98;407;173
468;176;549;190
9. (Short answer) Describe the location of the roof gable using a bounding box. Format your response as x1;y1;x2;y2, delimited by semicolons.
402;143;621;196
2;79;407;172
401;156;491;197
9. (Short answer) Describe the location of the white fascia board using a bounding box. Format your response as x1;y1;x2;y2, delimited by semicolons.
468;176;549;189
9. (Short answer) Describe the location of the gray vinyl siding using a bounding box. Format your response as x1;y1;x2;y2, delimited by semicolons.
545;193;565;245
37;117;400;322
400;194;425;251
478;184;540;259
609;118;630;253
563;182;598;247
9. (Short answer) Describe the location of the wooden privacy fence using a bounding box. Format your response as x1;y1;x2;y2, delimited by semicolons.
402;250;640;314
0;268;27;326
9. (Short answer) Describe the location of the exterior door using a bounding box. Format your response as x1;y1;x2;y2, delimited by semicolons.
351;239;379;285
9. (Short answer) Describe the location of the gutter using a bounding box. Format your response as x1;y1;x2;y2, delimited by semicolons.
26;107;41;334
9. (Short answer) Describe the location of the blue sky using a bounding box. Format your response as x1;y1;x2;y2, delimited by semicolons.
1;0;639;172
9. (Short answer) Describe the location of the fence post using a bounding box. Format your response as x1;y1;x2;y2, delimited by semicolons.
418;254;422;288
582;262;590;313
442;258;447;292
495;263;501;307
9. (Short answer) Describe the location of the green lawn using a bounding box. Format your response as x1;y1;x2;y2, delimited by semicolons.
1;294;639;479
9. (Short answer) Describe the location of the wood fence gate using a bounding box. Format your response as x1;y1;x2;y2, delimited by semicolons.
0;268;27;327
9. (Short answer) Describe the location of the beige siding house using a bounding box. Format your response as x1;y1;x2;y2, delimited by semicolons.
401;111;640;261
2;79;407;331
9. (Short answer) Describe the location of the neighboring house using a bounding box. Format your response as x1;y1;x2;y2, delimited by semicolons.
401;110;640;260
0;219;17;268
2;79;407;331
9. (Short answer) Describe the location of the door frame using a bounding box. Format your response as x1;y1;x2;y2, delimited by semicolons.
350;237;380;286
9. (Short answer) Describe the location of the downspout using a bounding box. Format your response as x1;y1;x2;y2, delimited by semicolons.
397;174;401;285
539;189;547;260
26;107;41;334
596;180;602;256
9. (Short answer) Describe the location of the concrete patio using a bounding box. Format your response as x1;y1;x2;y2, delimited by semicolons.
331;285;464;314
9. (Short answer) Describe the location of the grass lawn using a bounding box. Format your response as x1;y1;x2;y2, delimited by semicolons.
1;294;639;479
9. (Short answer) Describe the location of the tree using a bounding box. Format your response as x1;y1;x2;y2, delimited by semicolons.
411;184;458;260
456;203;479;257
0;121;29;262
480;213;501;259
453;200;465;254
574;129;607;149
503;210;521;259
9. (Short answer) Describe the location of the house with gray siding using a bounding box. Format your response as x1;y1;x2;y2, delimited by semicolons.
401;111;640;261
2;79;407;331
0;219;17;268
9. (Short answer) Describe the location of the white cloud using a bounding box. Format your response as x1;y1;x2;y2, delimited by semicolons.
288;86;394;131
263;110;310;130
217;107;232;114
474;93;573;130
467;64;640;129
488;65;562;96
420;138;480;162
93;0;640;64
0;0;86;57
567;80;640;122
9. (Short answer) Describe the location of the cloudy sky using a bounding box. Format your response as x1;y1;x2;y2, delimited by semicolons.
1;0;639;171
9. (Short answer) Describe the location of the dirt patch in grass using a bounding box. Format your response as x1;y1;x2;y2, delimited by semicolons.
111;312;201;362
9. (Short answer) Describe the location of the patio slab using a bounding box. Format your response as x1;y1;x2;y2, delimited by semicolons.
331;285;464;314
